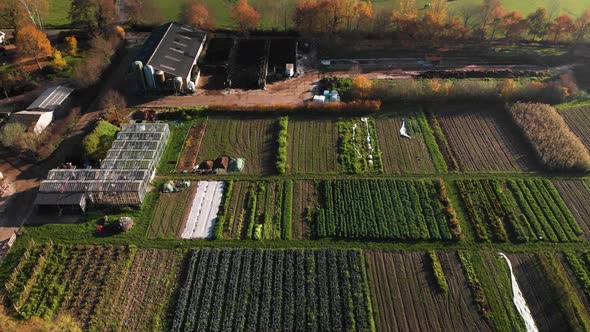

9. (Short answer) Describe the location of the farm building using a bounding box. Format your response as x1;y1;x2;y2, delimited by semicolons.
6;85;74;135
27;85;75;115
35;122;169;212
134;22;207;93
6;110;53;134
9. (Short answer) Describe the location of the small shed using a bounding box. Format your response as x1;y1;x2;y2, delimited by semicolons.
7;110;53;134
27;85;74;117
34;192;87;214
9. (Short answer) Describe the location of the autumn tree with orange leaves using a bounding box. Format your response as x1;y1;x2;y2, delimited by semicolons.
180;0;214;29
575;9;590;41
549;14;576;42
502;11;526;40
16;24;52;70
230;0;260;31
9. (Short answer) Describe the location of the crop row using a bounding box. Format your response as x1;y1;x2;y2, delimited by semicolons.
276;116;288;174
564;252;590;301
457;179;582;242
507;179;582;242
171;248;374;332
317;179;453;240
338;119;383;174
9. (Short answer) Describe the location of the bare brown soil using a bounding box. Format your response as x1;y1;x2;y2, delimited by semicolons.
366;250;491;332
176;122;207;172
287;117;341;174
552;180;590;240
437;105;537;172
109;249;182;331
291;180;315;239
558;106;590;150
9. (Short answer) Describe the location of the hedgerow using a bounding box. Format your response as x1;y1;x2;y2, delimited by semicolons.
428;251;448;294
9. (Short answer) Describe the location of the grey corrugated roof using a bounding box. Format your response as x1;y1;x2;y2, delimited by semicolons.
136;22;206;79
27;86;74;111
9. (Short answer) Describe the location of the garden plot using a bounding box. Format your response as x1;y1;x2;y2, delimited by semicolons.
287;117;341;174
181;181;225;239
375;111;445;174
437;105;537;172
366;251;491;332
558;106;590;150
553;180;590;240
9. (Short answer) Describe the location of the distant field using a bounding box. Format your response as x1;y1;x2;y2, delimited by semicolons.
41;0;590;28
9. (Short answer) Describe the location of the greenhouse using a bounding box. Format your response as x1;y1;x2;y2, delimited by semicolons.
35;122;170;211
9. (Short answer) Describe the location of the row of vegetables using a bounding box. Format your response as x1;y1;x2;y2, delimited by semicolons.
316;179;452;240
171;248;374;332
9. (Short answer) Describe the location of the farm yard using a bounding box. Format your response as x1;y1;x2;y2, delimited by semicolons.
375;111;445;174
196;116;276;174
287;117;341;174
5;0;590;327
436;105;537;172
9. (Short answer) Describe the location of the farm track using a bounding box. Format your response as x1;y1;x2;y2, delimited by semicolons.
437;107;536;172
287;117;341;174
553;179;590;240
366;251;490;332
559;106;590;150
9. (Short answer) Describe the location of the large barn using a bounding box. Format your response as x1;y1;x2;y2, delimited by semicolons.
133;22;207;93
35;122;169;213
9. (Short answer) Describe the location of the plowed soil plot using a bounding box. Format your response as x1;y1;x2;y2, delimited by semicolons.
558;106;590;150
148;185;196;238
375;111;445;174
507;253;590;332
437;106;536;172
366;251;490;332
176;122;207;172
171;248;374;332
196;116;276;174
552;180;590;240
104;249;183;331
287;117;341;173
292;180;316;239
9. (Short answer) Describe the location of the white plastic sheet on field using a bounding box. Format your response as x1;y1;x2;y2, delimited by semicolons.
400;120;411;139
181;181;225;239
499;253;539;332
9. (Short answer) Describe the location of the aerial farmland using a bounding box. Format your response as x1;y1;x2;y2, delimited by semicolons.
1;0;590;331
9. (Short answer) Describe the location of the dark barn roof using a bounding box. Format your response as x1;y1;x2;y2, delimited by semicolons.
27;85;74;112
136;22;206;79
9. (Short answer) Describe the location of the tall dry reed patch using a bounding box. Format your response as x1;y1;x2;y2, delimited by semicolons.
509;102;590;172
